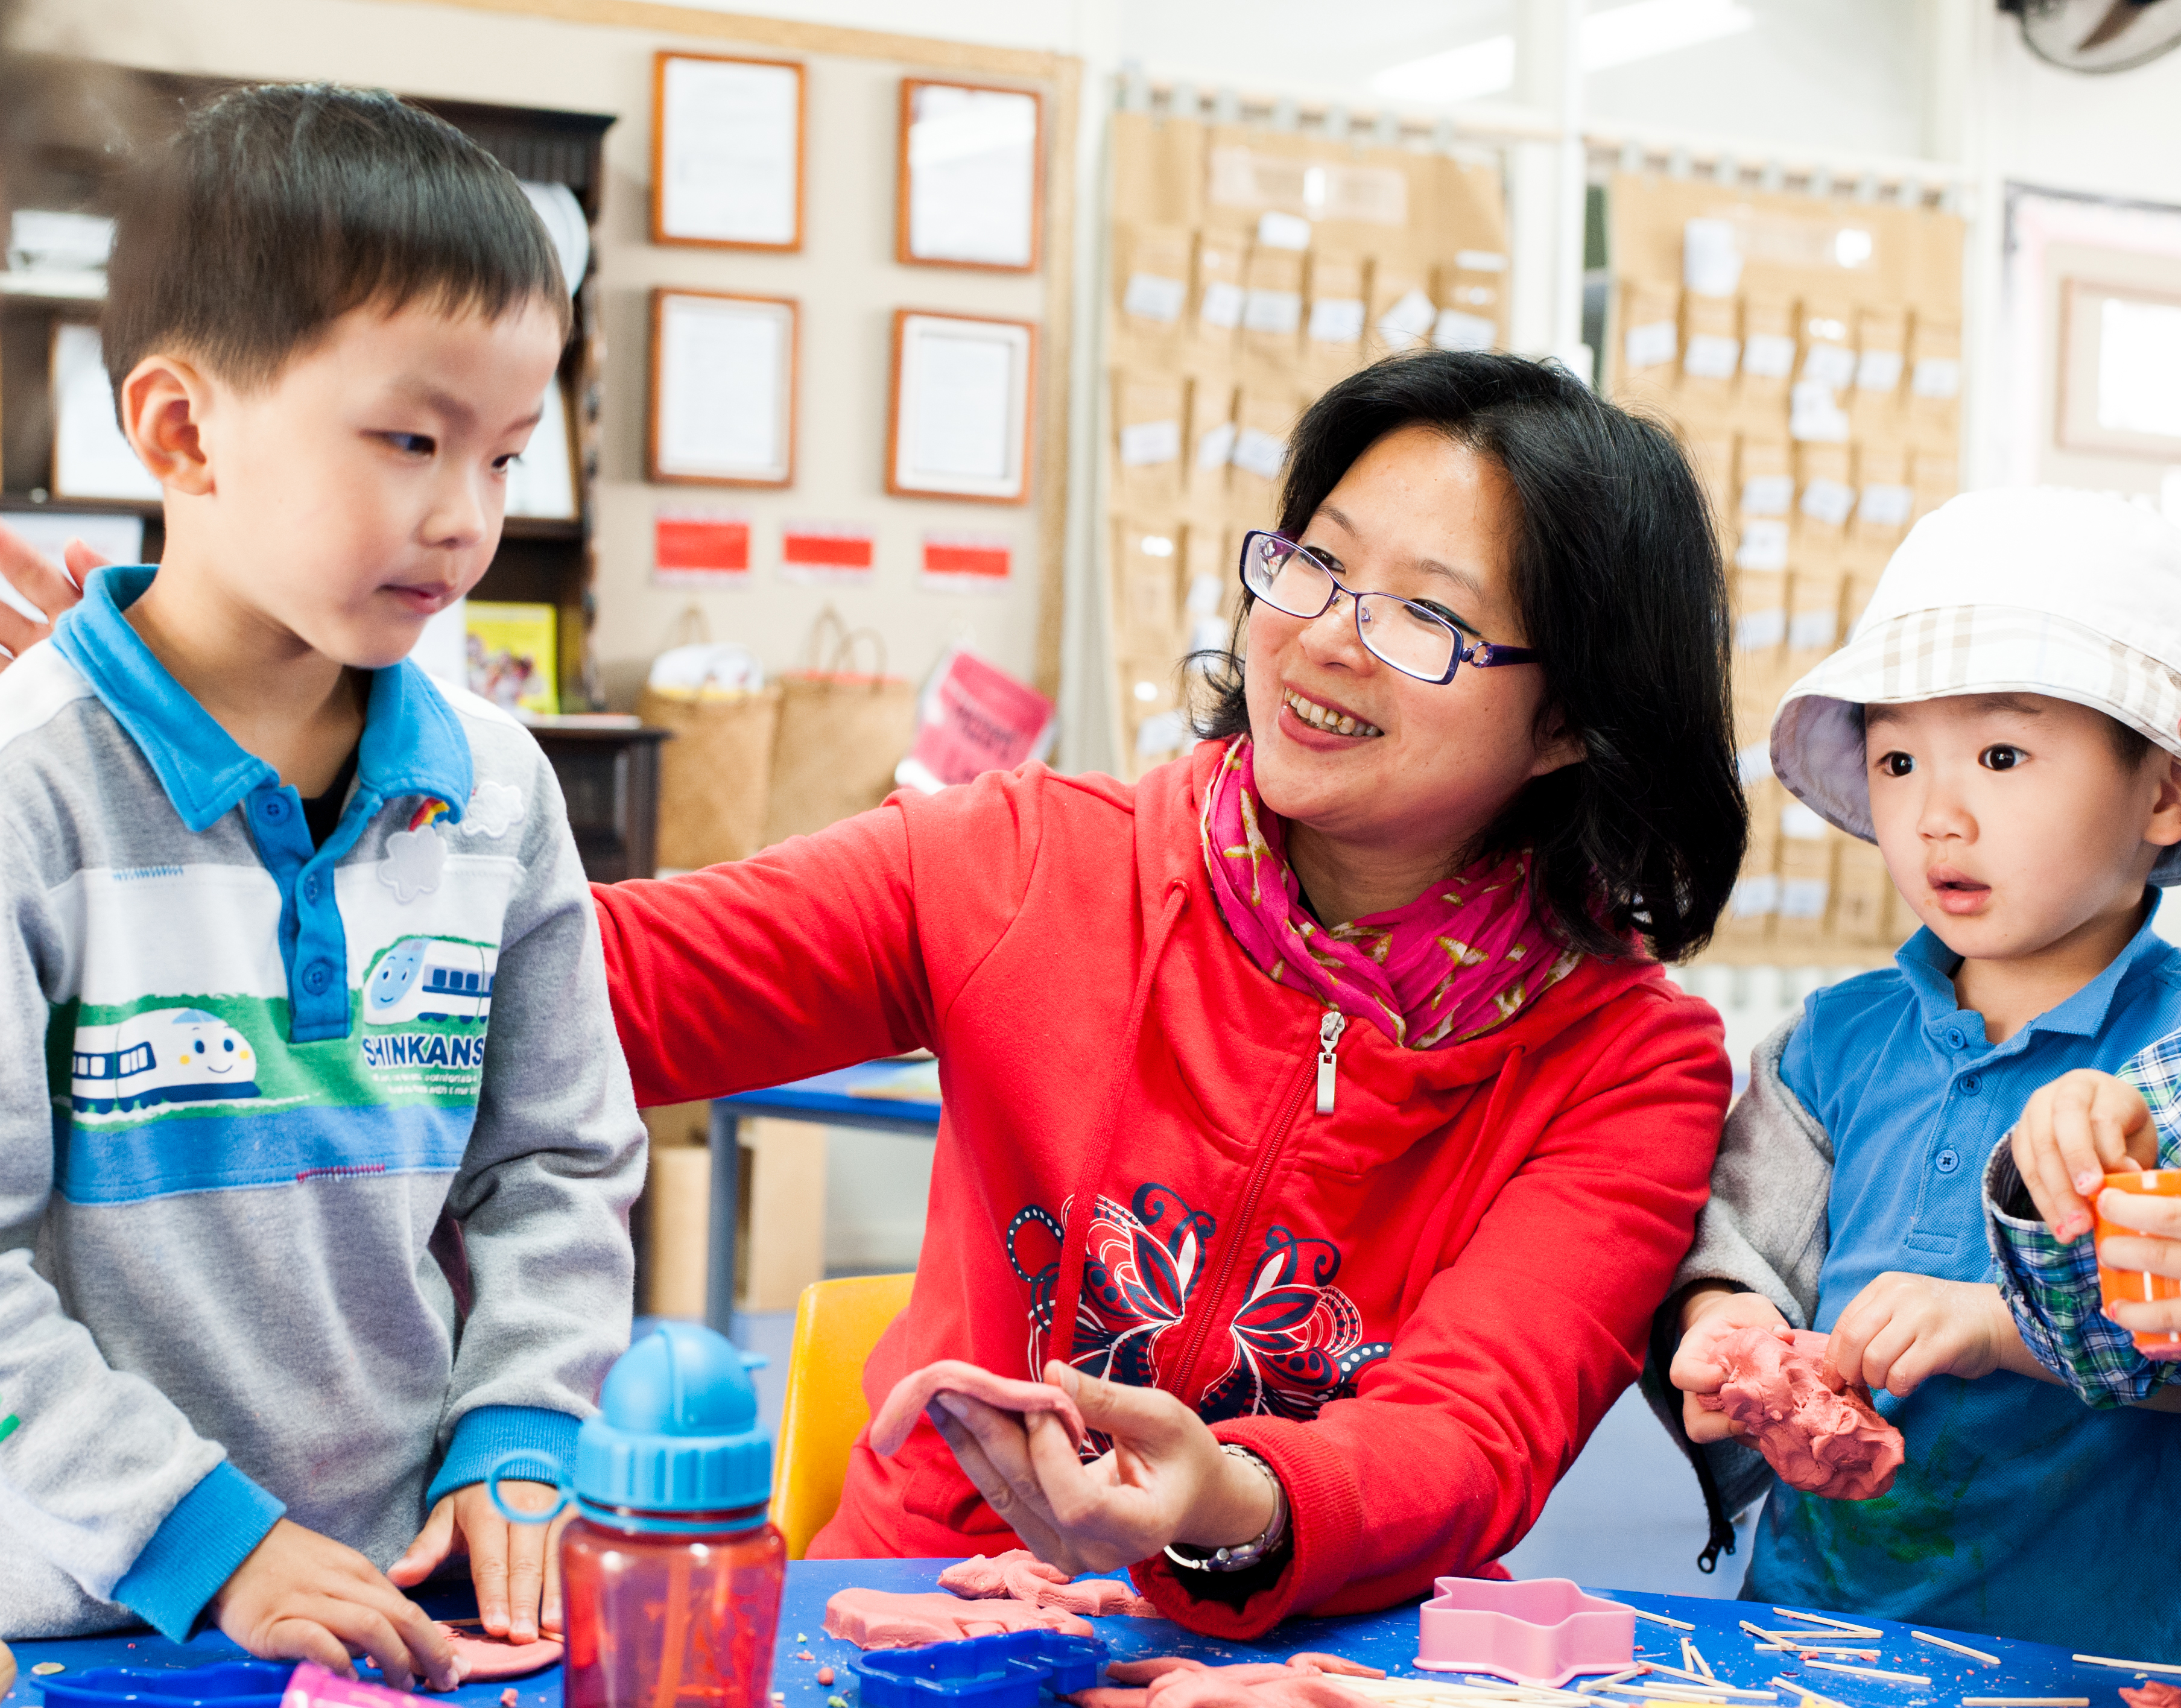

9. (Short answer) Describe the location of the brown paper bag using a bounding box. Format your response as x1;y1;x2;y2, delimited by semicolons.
761;608;917;846
639;607;782;870
641;683;782;870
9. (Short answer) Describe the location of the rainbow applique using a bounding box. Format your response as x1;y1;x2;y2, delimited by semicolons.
407;799;451;834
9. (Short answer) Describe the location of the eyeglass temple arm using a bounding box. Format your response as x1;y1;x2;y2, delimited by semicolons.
1463;642;1543;667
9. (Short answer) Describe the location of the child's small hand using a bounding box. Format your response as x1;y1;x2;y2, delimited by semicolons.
213;1517;458;1691
1671;1286;1791;1444
2096;1184;2181;1357
389;1481;571;1642
1825;1273;2013;1396
2012;1069;2158;1242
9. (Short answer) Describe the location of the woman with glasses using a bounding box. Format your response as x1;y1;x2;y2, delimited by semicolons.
0;350;1746;1633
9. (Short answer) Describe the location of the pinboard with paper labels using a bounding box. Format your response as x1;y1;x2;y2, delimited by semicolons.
1603;172;1965;966
1103;103;1510;780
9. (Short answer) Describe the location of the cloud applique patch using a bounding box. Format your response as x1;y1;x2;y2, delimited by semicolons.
460;780;525;840
378;827;446;903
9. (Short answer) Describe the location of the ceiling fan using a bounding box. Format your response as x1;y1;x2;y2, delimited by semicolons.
1999;0;2181;71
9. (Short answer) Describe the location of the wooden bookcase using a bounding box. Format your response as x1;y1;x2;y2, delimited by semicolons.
0;55;613;708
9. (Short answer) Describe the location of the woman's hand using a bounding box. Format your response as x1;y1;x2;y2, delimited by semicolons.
2012;1069;2158;1242
1671;1286;1787;1443
925;1361;1277;1576
0;523;97;661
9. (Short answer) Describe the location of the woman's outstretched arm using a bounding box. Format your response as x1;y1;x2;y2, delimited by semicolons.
590;765;1056;1106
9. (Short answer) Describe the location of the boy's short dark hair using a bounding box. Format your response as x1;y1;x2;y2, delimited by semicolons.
104;82;571;396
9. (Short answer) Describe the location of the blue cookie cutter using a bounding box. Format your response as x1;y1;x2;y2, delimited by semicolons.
36;1663;297;1708
852;1631;1107;1708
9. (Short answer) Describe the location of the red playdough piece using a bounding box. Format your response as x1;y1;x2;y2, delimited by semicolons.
2121;1687;2181;1708
823;1587;1095;1648
940;1551;1157;1618
432;1626;564;1683
870;1361;1089;1457
1695;1325;1904;1500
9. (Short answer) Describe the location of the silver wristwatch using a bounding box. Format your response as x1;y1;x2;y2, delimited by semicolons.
1163;1444;1289;1572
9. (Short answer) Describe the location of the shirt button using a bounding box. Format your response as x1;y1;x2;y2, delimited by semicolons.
259;795;289;823
1936;1149;1961;1175
1959;1074;1981;1096
1946;1028;1966;1049
303;875;321;903
302;960;333;995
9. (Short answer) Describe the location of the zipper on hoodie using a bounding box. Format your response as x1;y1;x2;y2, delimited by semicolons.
1169;1010;1343;1402
1315;1009;1347;1115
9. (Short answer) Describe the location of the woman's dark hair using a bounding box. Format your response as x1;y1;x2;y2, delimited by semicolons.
1194;349;1747;963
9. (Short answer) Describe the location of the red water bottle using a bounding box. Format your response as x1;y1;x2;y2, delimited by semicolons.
492;1323;784;1708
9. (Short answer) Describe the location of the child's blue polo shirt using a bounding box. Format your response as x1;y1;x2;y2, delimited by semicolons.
1749;909;2181;1654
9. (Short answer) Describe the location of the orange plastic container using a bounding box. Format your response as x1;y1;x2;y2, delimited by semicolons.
2095;1168;2181;1355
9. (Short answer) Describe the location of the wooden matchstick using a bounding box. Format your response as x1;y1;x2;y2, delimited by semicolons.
1959;1698;2088;1706
1803;1662;1931;1686
1772;1611;1885;1639
2074;1658;2181;1679
1911;1633;2000;1666
1767;1680;1847;1708
1632;1608;1698;1633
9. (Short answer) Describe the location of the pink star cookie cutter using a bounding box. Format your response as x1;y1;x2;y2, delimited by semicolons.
1414;1577;1636;1688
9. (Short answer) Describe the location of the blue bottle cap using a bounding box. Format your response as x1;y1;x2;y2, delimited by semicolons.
572;1321;773;1528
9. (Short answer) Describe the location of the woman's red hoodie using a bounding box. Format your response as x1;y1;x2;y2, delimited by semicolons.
592;745;1727;1636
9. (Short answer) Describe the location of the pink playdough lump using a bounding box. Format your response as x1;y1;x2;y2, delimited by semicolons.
433;1627;563;1683
870;1361;1089;1457
1075;1656;1387;1708
823;1587;1095;1648
2121;1687;2181;1708
1695;1325;1905;1500
939;1551;1157;1618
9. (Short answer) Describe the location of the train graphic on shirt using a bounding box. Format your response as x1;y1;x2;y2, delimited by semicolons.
362;936;498;1028
69;1008;263;1115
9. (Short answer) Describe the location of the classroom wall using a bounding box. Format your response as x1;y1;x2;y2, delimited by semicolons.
12;0;1073;710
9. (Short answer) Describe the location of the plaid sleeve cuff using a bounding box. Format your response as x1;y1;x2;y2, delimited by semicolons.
1984;1125;2179;1407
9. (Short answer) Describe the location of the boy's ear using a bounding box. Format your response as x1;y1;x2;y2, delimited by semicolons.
118;352;216;498
2145;747;2181;852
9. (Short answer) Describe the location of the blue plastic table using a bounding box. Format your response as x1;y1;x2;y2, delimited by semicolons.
5;1559;2167;1708
708;1063;942;1330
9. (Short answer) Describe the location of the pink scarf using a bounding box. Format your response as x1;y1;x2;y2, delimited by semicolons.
1198;736;1580;1049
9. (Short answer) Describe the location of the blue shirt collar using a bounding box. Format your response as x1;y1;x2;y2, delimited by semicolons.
1895;900;2176;1043
50;565;472;833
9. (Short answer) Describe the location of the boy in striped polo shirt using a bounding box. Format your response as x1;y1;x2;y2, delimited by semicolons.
0;86;642;1667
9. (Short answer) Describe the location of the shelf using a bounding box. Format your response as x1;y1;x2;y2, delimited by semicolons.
501;514;584;541
0;492;159;517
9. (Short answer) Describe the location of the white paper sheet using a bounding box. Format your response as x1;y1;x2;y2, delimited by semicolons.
659;57;801;246
656;294;793;484
895;315;1030;499
905;83;1037;268
506;381;577;519
51;323;160;502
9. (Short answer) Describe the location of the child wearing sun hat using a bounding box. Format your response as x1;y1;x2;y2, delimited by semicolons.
1649;486;2181;1657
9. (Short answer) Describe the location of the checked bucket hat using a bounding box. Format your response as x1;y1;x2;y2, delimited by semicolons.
1770;487;2181;885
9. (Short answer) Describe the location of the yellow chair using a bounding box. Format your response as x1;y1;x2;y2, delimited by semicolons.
771;1271;915;1558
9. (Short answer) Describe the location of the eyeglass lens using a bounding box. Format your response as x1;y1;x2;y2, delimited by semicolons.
1241;534;1458;682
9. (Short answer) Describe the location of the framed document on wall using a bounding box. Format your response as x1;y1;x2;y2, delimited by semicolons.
896;78;1043;273
886;309;1036;503
648;288;799;487
651;51;805;250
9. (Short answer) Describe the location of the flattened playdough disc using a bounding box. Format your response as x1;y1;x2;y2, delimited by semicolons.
437;1627;564;1680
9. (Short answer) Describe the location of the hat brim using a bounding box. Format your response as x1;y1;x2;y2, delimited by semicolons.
1771;606;2181;887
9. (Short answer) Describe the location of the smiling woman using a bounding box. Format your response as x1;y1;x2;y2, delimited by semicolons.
593;346;1747;1637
